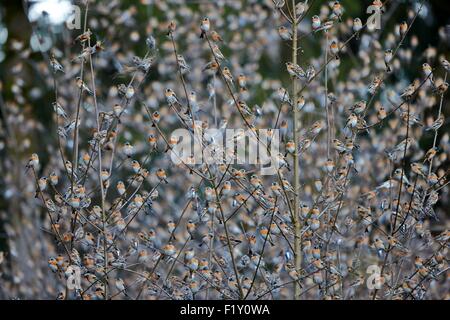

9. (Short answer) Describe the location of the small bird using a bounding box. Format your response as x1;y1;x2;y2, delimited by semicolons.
199;17;210;38
368;76;383;95
278;26;292;41
277;87;291;104
167;220;176;235
73;29;92;43
210;30;223;42
151;111;161;126
285;140;295;154
400;82;417;100
236;100;253;117
398;21;408;38
211;44;226;60
50;54;64;73
353;18;363;39
434;229;450;243
306;65;316;82
393;168;410;185
49;172;58;186
422;63;433;81
426;116;444;131
146;35;156;50
345;113;358;130
400;111;422;126
167;20;177;35
294;96;306;112
350;100;367;115
116;181;126;196
221;181;232;197
410;162;427;177
270;182;283;196
373;237;386;257
441;58;450;73
186;220;196;238
329;40;339;59
130;160;141;174
424;147;438;162
75;77;93;95
311;15;321;31
156;168;168;183
281;178;297;194
123;142;134;158
434;81;449;95
238;74;247;90
286;62;306;79
115;278;128;297
332;1;343;21
222;67;234;85
203;61;219;74
165;88;179;106
48;257;59;273
26;153;40;171
177;54;190;73
377;106;387;120
384;49;393;73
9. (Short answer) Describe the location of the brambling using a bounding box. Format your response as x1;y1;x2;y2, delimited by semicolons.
27;153;40;171
306;65;316;82
332;1;343;20
167;220;176;234
278;26;292;41
203;61;219;74
434;229;449;243
411;162;427;177
165;88;179;106
277;87;291;104
163;242;176;257
222;67;234;85
441;58;450;72
176;54;190;73
238;74;247;90
212;44;225;60
400;82;417;100
52;102;67;119
50;54;64;73
73;29;92;43
435;81;449;94
286;62;306;79
271;182;283;196
311;15;321;31
398;21;408;38
151;111;161;127
75;77;93;95
210;30;223;42
199;17;210;38
350;100;367;115
221;181;232;197
100;169;109;182
285;140;295;154
384;49;393;73
123;142;134;158
422;63;433;80
353;18;363;39
377;106;387;120
156;168;168;183
426;116;444;131
236;100;253;117
329;40;339;58
187;257;199;271
167;20;177;35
